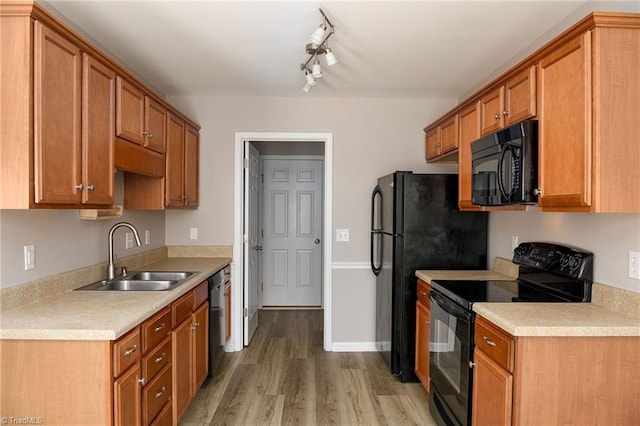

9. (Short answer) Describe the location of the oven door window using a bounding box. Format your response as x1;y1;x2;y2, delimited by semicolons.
429;291;473;426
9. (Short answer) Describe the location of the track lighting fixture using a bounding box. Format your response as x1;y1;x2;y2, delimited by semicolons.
300;8;337;93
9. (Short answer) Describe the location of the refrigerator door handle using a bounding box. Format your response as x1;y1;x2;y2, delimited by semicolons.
371;185;383;275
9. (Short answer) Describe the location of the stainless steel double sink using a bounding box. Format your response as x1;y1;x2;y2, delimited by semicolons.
75;271;197;291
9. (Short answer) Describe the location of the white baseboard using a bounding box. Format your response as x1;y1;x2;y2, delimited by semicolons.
331;341;378;352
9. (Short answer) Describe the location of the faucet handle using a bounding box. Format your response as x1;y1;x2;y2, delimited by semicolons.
121;266;128;276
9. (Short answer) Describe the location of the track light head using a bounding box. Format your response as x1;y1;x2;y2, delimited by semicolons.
325;47;338;67
312;60;323;78
309;23;327;45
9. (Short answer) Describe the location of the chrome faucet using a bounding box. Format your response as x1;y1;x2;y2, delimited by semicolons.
107;222;141;280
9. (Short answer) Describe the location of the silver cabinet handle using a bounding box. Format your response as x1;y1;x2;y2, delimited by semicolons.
142;130;148;136
123;345;137;357
137;377;146;386
425;321;430;325
148;133;153;139
87;184;95;191
533;188;542;196
154;323;165;333
155;386;166;399
494;113;501;120
483;336;497;347
502;110;509;116
420;291;427;296
154;352;166;364
75;183;84;190
192;322;200;330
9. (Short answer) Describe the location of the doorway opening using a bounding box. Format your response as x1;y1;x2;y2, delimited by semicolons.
233;132;333;352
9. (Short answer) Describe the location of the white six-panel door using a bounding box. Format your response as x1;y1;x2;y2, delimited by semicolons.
262;158;323;306
243;144;260;344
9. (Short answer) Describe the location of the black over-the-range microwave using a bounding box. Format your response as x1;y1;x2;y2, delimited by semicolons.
471;119;538;206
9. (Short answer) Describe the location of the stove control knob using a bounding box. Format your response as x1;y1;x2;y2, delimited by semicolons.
560;255;570;267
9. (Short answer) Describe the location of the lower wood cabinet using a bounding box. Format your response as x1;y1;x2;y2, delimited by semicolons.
0;280;213;425
472;315;640;426
415;279;431;390
172;284;209;424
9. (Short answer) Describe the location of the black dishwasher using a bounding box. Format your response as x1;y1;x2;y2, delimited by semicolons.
207;267;227;378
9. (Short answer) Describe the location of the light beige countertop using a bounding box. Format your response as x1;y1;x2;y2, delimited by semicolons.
0;257;231;341
415;269;516;284
473;303;640;337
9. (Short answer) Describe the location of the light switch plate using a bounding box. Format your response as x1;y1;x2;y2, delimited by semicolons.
336;229;350;242
190;227;198;240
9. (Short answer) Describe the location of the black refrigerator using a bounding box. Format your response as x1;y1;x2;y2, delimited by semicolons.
370;172;488;382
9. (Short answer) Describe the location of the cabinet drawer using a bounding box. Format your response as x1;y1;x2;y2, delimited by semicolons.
142;307;171;353
193;281;208;309
113;327;141;377
142;336;171;383
475;316;514;372
149;400;172;426
417;279;431;308
142;363;172;425
173;291;195;327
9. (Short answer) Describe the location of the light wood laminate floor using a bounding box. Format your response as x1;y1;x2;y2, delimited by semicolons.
180;309;436;425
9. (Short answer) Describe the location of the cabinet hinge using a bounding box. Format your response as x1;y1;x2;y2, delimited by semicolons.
243;308;248;317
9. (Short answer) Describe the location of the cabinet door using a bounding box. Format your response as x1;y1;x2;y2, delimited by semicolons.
116;77;145;145
480;86;504;135
184;125;199;208
472;349;512;426
192;302;209;394
504;65;536;126
172;317;192;423
114;364;142;426
165;113;185;207
537;32;592;210
457;102;482;211
145;97;167;153
439;114;459;155
415;301;430;390
33;22;82;204
424;127;440;160
82;54;115;205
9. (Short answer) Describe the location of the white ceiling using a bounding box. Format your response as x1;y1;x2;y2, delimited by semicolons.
39;1;636;99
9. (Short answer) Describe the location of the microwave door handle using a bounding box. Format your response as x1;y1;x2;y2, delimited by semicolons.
497;145;510;200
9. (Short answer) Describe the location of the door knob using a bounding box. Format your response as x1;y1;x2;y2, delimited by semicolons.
315;239;321;244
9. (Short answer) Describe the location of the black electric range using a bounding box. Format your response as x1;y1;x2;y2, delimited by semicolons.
431;242;594;310
427;242;593;426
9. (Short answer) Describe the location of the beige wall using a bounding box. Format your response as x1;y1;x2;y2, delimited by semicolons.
489;210;640;293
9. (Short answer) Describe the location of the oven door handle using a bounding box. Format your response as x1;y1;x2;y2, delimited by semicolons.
429;290;470;320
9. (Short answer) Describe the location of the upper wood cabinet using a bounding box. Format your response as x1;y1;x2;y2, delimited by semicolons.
424;114;459;161
424;12;639;213
537;25;639;212
166;114;199;208
0;19;115;208
457;102;482;211
116;77;167;154
1;3;199;210
33;22;83;205
480;66;536;136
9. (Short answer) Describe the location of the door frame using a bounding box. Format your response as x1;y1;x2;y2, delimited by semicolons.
233;132;333;351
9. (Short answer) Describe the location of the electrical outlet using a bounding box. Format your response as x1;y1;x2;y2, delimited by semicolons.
190;227;198;240
511;235;519;251
24;245;35;270
145;230;151;245
629;251;640;280
125;232;134;249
